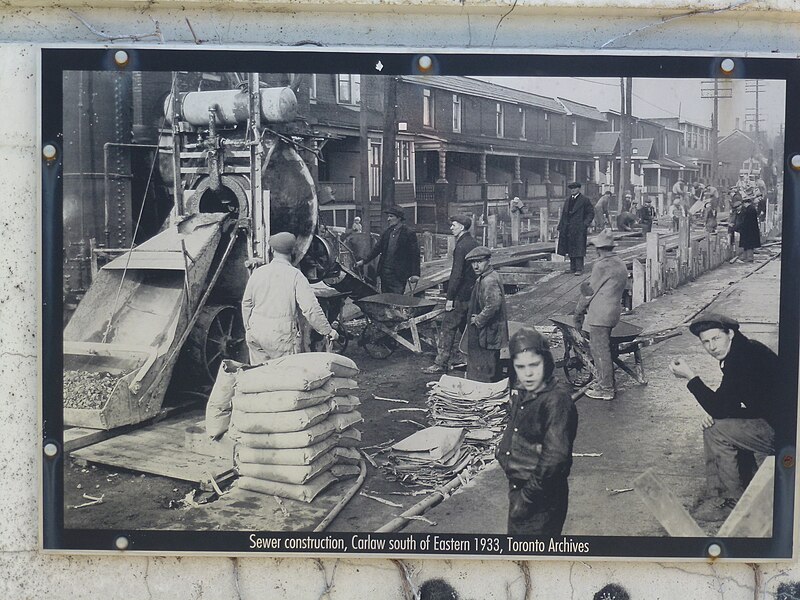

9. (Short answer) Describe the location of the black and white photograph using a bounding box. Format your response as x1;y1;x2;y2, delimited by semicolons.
41;49;799;559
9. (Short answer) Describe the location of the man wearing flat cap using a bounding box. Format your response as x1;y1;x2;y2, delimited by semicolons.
423;215;478;374
464;245;509;382
557;182;595;275
670;313;779;521
241;232;338;364
574;229;628;400
355;206;420;294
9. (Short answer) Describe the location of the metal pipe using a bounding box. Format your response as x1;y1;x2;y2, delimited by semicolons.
207;104;220;192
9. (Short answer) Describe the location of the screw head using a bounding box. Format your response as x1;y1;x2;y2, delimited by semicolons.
42;144;57;161
43;443;58;458
783;454;795;468
707;543;722;558
790;155;800;171
720;58;735;74
114;50;129;68
115;536;129;550
418;55;433;72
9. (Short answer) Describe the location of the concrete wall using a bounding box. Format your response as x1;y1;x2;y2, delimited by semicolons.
3;2;800;598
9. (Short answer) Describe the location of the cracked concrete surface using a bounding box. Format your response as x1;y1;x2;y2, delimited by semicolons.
2;2;800;597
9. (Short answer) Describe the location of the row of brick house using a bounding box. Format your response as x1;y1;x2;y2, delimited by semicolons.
283;74;720;231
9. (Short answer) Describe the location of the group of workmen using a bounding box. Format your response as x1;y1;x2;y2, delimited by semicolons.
237;186;778;536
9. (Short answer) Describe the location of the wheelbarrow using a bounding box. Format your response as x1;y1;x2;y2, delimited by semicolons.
548;315;682;387
355;293;444;359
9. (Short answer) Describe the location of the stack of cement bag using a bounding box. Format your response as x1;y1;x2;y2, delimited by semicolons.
204;352;363;503
383;426;475;488
426;375;509;433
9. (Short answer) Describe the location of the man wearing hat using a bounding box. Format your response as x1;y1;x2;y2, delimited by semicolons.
638;197;656;234
423;215;478;374
557;182;595;275
464;245;509;382
593;190;612;232
241;232;338;364
734;195;761;263
574;229;628;400
670;313;779;520
355;206;420;294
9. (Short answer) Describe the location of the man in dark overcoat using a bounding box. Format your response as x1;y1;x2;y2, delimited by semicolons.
355;206;420;294
734;196;761;263
423;215;479;374
557;182;595;275
464;246;509;383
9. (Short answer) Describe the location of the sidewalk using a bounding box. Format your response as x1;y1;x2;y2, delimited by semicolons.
406;247;781;536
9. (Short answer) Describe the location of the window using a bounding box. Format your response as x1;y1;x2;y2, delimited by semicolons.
336;74;360;105
423;89;434;128
309;74;317;102
452;94;461;133
571;120;578;145
395;140;412;182
496;103;504;137
520;107;526;139
571;161;577;181
544;112;551;140
664;136;669;156
370;143;381;197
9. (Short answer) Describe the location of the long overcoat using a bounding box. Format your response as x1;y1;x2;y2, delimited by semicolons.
557;192;595;258
735;204;761;250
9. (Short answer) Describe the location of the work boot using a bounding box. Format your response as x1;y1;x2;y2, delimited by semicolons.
584;386;614;400
693;497;737;521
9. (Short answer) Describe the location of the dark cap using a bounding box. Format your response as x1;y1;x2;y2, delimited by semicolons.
385;206;405;219
465;245;491;262
689;313;740;336
449;214;472;231
567;182;582;190
269;231;297;254
509;326;549;358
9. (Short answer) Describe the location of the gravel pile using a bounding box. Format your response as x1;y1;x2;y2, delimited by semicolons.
63;370;120;409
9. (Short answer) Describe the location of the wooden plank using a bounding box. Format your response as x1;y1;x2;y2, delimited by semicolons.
717;456;774;538
632;258;646;307
71;410;234;486
633;468;706;537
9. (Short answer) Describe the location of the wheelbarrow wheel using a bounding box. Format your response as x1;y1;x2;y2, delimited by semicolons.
359;322;396;359
563;352;593;387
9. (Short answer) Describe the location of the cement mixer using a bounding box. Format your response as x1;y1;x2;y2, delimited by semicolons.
63;74;340;430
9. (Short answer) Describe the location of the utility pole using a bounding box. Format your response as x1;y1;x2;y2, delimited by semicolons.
745;79;766;151
701;78;732;187
380;76;398;224
618;77;632;212
359;76;371;234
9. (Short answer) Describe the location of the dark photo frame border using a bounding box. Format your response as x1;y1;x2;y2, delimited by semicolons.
40;47;800;559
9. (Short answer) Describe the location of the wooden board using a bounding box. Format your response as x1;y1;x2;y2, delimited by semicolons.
717;456;774;538
71;410;234;488
633;468;706;537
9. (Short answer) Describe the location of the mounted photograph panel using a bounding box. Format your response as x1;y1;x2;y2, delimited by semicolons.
40;47;799;560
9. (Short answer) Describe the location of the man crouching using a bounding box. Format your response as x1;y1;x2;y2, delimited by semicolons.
669;313;778;521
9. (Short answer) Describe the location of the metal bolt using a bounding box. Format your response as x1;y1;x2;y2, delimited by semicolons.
707;543;722;558
115;536;129;550
720;58;735;74
42;144;57;161
783;454;795;468
790;155;800;171
114;50;129;68
43;442;58;458
418;55;433;71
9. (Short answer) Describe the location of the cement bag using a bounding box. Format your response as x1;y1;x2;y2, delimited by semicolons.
331;395;361;414
233;388;331;413
266;352;359;378
323;377;359;396
237;452;336;485
235;436;338;466
235;364;332;394
330;411;363;432
331;464;361;480
337;428;362;448
231;403;332;434
333;446;362;465
235;419;337;449
237;472;336;503
205;359;246;439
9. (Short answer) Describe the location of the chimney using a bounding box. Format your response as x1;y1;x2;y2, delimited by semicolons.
735;117;740;130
